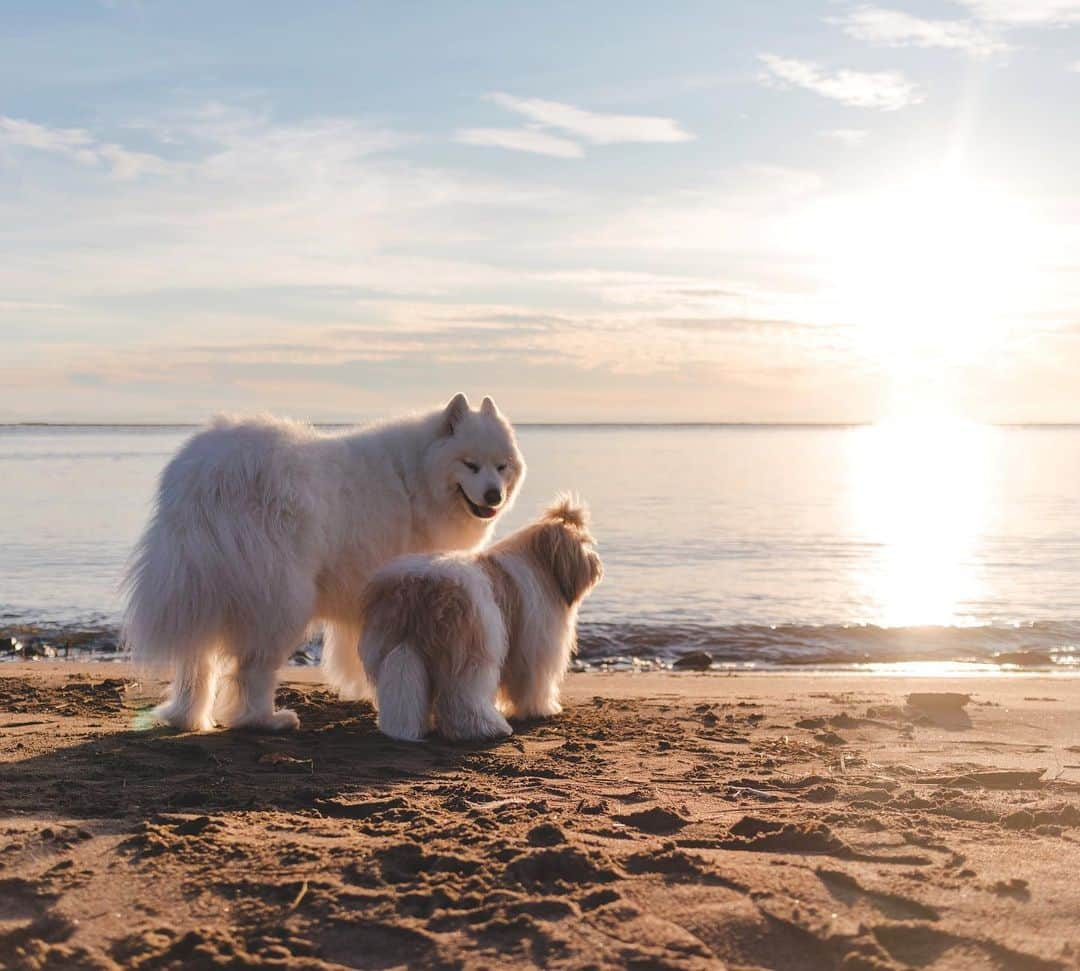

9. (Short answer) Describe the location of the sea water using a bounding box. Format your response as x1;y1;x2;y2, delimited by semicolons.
3;422;1080;667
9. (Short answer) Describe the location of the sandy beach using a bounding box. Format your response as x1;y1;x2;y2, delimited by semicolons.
1;664;1078;970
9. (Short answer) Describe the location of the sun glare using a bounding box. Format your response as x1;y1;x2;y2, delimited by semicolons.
847;416;996;628
813;166;1042;374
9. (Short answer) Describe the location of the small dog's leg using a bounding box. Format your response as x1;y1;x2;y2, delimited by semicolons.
436;659;512;741
501;636;569;720
508;683;563;720
499;666;561;719
437;696;513;741
155;653;218;732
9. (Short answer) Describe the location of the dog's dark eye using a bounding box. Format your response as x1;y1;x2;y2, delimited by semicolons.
463;460;480;473
496;463;507;473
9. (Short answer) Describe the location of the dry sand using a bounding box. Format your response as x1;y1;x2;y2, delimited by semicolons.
1;663;1078;970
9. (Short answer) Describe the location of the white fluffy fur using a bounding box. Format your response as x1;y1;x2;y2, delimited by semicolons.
360;498;603;742
123;394;524;732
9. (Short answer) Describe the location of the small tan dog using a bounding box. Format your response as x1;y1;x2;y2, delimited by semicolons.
359;496;602;741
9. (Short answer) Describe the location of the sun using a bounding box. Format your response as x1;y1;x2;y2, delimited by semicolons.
811;164;1043;379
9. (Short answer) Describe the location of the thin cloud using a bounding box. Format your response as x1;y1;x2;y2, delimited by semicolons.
0;105;558;301
0;116;171;179
821;128;870;146
666;287;744;300
955;0;1080;25
454;127;583;158
487;93;694;144
837;6;1008;56
658;317;821;335
758;54;922;111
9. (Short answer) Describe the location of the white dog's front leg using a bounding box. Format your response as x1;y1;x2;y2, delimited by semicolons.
322;621;375;701
216;658;299;732
155;654;219;733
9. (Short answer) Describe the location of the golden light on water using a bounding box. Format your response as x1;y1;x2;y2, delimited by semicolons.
822;164;1022;627
848;416;997;628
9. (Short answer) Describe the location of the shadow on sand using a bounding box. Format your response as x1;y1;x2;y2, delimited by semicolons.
0;683;538;821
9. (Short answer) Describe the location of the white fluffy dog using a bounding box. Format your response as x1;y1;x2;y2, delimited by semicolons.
359;496;602;742
123;394;524;733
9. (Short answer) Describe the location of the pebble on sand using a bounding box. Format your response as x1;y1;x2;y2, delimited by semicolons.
906;691;970;713
672;651;713;671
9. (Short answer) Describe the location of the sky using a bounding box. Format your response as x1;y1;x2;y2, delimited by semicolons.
2;0;1079;423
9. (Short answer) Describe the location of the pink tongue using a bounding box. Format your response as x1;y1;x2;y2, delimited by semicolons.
478;506;497;519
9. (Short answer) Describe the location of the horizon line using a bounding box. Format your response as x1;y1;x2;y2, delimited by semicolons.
7;420;1080;430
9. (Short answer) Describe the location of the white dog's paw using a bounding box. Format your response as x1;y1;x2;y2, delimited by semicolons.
153;699;215;733
266;708;301;732
229;708;301;733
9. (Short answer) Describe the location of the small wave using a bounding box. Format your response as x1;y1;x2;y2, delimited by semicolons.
577;620;1080;668
4;619;1080;671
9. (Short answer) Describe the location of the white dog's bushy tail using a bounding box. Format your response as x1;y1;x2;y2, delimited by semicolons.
373;643;430;741
122;518;226;731
123;519;219;668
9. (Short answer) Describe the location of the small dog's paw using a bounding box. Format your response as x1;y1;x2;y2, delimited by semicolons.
440;708;513;742
511;700;562;720
474;711;514;740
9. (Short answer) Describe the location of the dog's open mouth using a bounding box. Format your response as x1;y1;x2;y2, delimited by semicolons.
458;485;498;520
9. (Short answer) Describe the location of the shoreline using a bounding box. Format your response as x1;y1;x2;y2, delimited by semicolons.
1;664;1078;968
4;658;1080;689
5;655;1080;677
4;623;1080;674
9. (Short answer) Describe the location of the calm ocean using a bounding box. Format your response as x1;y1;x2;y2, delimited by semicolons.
3;422;1080;668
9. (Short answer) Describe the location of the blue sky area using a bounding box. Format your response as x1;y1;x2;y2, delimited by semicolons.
2;1;1079;422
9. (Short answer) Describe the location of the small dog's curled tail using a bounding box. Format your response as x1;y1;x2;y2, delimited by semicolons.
370;642;430;742
545;493;590;529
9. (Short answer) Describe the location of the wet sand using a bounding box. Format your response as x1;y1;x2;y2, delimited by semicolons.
1;663;1078;969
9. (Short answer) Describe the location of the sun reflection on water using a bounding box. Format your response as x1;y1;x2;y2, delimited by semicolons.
848;417;997;628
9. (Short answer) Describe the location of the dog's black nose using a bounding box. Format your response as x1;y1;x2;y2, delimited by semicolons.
483;488;502;507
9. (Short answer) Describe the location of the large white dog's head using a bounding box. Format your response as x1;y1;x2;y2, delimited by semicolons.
427;393;525;531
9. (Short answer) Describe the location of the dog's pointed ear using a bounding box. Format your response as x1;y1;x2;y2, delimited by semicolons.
441;393;470;436
480;396;500;419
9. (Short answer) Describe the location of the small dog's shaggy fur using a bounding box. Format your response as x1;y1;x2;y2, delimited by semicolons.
359;496;603;741
123;394;524;733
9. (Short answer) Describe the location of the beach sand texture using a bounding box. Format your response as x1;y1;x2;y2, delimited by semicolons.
1;665;1078;970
